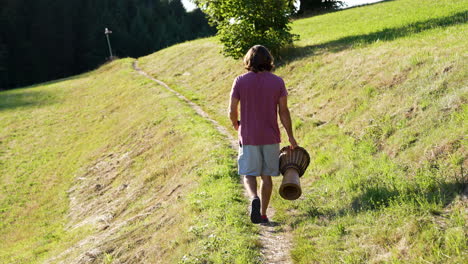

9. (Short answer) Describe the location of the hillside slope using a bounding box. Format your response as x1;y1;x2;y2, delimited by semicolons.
0;59;260;263
138;0;467;262
0;0;466;263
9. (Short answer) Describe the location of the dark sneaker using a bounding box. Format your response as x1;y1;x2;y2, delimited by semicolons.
250;197;261;223
261;215;269;224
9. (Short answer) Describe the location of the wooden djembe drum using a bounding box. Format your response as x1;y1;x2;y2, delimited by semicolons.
279;146;310;200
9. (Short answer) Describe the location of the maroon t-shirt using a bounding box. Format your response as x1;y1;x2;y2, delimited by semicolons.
231;71;288;145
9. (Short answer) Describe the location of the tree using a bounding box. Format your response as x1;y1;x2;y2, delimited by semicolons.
297;0;344;15
0;0;215;89
195;0;298;59
0;37;7;89
187;8;214;37
0;4;8;88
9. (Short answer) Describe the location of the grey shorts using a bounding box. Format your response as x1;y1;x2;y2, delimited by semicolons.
238;144;280;176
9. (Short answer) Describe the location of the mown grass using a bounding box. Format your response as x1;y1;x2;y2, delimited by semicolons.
0;59;260;263
139;0;467;262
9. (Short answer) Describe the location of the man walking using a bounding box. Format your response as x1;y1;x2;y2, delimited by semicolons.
229;45;298;224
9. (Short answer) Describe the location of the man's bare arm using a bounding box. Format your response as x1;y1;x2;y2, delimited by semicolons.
279;96;298;148
229;96;240;130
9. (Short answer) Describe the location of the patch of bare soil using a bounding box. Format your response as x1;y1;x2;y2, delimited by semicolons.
258;207;293;264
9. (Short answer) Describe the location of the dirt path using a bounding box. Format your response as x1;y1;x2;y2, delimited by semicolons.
133;61;293;264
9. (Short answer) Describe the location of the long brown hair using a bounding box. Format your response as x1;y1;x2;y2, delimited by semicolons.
243;45;274;73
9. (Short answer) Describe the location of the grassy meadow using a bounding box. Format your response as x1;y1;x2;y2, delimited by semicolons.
0;0;466;263
138;0;468;263
0;59;260;263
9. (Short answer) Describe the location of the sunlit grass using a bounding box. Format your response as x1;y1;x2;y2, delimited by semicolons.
0;59;260;263
1;0;466;262
139;0;468;262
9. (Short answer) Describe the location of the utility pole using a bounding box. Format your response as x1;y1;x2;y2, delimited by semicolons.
104;28;113;59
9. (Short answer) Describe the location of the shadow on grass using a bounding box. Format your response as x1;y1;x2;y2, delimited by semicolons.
351;180;466;212
292;178;467;228
279;10;468;64
0;89;57;111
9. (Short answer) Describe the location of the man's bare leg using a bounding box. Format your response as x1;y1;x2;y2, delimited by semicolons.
245;175;263;223
260;175;273;216
244;175;258;198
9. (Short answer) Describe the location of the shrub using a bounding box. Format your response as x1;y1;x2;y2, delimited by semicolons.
195;0;298;58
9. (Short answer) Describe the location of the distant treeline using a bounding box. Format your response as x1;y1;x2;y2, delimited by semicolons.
0;0;214;89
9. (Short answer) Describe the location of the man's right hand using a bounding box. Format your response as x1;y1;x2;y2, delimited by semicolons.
289;137;298;149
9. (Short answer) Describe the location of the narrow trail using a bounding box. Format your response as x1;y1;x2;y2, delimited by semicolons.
133;61;293;264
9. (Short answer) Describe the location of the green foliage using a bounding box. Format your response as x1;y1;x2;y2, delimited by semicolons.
0;0;215;89
195;0;298;58
297;0;344;15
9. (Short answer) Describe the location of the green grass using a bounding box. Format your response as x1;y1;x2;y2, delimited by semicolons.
1;0;467;263
138;0;468;263
0;59;260;263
